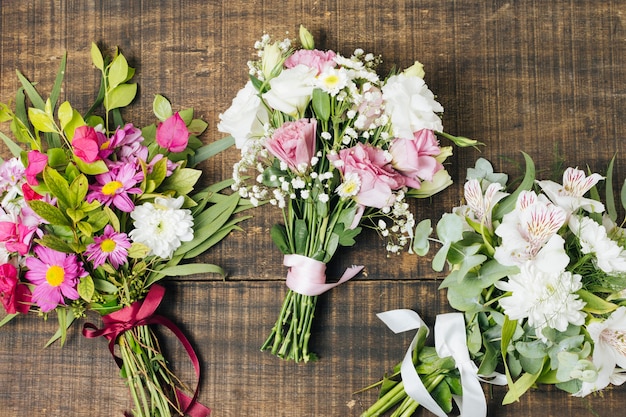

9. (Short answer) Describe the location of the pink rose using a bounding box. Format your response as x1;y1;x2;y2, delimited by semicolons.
0;263;31;314
264;119;317;173
329;143;405;208
284;49;337;75
389;129;443;188
156;112;189;153
24;150;48;186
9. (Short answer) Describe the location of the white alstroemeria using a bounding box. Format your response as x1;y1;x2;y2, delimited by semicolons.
463;179;508;231
129;196;194;259
575;307;626;397
495;262;586;341
262;65;317;118
217;81;269;150
537;167;604;214
494;190;569;272
381;73;443;139
569;214;626;274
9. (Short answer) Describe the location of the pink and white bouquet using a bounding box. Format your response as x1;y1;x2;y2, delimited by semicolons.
219;26;478;362
0;44;249;416
362;155;626;416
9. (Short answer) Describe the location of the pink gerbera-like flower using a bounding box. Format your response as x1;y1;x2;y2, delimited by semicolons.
25;245;86;312
87;163;143;212
84;225;131;268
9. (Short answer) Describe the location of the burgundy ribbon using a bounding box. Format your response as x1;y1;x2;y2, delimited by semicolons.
83;284;210;417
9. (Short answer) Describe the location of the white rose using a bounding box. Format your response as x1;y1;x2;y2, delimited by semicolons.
218;81;269;149
262;64;316;118
382;73;444;139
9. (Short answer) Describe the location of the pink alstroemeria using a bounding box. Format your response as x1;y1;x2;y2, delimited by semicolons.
25;245;86;312
0;221;37;255
84;225;131;269
0;263;31;314
264;118;317;173
156;112;189;153
72;125;108;163
87;164;143;212
24;150;48;186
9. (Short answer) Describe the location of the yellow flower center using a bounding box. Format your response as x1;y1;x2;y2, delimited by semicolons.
342;181;359;195
100;238;116;253
102;180;123;196
100;140;111;151
323;74;340;88
45;265;65;287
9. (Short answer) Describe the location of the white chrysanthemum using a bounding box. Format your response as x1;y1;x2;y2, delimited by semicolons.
496;262;586;341
569;214;626;274
316;67;350;96
129;196;194;259
336;172;361;198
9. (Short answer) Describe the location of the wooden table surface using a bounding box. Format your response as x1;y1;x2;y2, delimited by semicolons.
1;1;625;416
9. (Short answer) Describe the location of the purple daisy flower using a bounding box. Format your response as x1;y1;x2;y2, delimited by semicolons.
87;163;143;212
25;245;86;312
84;225;131;269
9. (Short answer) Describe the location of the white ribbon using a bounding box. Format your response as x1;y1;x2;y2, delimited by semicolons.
377;309;506;417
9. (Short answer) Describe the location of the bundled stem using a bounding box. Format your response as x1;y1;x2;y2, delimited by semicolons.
118;325;188;417
260;290;318;362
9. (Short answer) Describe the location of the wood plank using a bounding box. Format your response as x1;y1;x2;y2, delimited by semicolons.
0;0;625;416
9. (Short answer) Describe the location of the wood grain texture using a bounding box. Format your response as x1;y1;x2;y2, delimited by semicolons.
1;0;625;416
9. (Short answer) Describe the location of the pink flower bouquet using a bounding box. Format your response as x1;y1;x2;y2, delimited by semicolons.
362;155;626;416
219;26;478;362
0;44;250;416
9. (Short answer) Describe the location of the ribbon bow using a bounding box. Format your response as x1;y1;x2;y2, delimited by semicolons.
83;284;210;417
284;254;364;296
377;309;506;417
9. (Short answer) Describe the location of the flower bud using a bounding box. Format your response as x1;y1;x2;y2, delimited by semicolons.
403;61;425;78
262;42;283;80
299;25;315;50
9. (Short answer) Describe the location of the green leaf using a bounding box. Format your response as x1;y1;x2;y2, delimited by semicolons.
103;205;120;232
69;174;89;208
0;130;24;158
412;219;432;256
77;221;93;237
93;277;119;294
0;313;18;328
49;53;67;111
90;42;105;71
45;308;75;348
108;53;130;89
16;69;45;110
312;88;331;122
104;83;137;111
77;275;95;302
36;234;74;253
128;242;150;259
153;94;173;121
178;108;194;125
43;166;72;208
72;155;109;175
190;136;235;166
432;242;451;272
187;118;208;136
578;289;617;314
28;107;58;133
28;200;70;226
436;213;464;244
605;155;617;221
502;363;546;405
271;224;291;254
294;219;309;255
493;152;535;220
155;263;225;277
160;167;201;196
57;101;74;130
622;179;626;213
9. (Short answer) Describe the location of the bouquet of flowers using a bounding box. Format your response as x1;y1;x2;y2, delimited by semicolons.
218;26;478;362
0;44;250;416
361;155;626;416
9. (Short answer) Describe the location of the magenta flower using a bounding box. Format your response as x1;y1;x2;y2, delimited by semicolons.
25;245;85;312
72;125;109;162
284;49;337;75
84;225;131;268
328;143;405;209
24;150;48;186
156;112;189;153
264;118;317;173
0;263;31;314
109;123;144;149
389;129;443;188
0;221;37;255
87;163;143;212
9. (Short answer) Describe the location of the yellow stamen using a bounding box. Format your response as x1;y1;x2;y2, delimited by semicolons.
45;265;65;287
100;238;116;253
102;181;123;196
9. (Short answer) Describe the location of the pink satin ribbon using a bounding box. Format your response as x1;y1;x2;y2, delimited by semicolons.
284;254;364;296
83;284;210;417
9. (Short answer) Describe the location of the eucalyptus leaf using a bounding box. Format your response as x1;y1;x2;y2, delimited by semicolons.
412;219;432;256
436;213;464;244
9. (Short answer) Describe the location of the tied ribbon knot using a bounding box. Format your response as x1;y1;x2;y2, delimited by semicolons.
377;309;506;417
283;254;364;296
83;284;210;417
